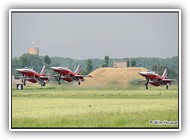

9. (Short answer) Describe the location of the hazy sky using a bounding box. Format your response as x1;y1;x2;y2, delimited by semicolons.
11;11;179;59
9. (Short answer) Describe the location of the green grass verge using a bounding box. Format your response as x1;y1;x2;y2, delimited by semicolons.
11;86;179;128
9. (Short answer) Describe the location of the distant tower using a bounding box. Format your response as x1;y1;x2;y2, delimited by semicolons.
28;42;39;56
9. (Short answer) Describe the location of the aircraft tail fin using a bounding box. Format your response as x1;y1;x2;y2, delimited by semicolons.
40;66;46;75
74;65;82;74
162;68;167;78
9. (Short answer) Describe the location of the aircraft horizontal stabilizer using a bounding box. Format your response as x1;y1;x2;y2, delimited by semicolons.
16;76;31;80
74;74;93;78
51;75;60;78
162;79;177;82
87;75;93;78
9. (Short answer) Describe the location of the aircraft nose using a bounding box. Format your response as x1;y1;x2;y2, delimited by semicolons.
16;68;22;72
138;72;142;75
51;67;59;71
138;72;145;76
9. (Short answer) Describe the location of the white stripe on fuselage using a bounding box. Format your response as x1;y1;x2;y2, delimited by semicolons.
16;68;37;74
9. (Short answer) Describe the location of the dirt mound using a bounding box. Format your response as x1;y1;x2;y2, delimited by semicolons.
81;67;147;88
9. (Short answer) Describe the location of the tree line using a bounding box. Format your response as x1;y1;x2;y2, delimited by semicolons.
12;54;178;79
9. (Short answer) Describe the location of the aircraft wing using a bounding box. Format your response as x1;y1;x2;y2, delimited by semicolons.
51;75;59;77
16;75;49;81
162;79;177;83
39;75;49;80
15;76;31;80
74;74;93;78
50;75;61;80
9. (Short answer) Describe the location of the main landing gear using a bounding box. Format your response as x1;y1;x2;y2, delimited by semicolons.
57;75;61;85
145;83;148;89
22;79;26;86
145;78;149;89
78;81;81;85
41;82;46;86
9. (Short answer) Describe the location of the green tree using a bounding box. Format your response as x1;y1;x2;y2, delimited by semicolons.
12;57;22;75
44;55;51;65
168;69;178;79
27;54;43;72
101;63;107;67
19;53;28;67
151;64;165;75
18;53;43;72
104;56;109;67
44;55;51;70
86;59;93;74
152;64;157;73
131;59;136;67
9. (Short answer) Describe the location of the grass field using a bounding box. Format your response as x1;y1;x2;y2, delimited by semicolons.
11;85;179;129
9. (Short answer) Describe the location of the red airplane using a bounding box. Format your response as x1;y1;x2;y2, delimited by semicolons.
51;65;92;85
138;68;177;89
16;66;49;86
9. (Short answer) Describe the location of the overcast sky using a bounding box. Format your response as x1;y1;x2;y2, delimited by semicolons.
11;11;179;60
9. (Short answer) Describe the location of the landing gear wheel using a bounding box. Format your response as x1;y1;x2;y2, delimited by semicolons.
57;75;61;85
41;82;46;86
146;85;148;89
78;81;81;85
166;85;169;89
